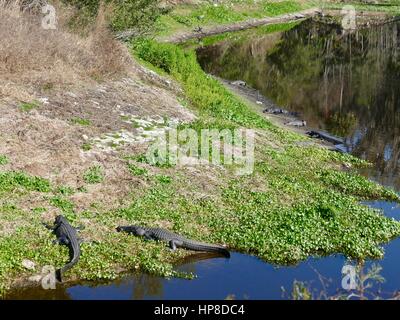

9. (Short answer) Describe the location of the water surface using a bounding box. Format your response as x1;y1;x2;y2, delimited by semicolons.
197;19;400;189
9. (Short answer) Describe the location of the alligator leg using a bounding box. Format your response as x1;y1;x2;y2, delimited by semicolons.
169;239;184;250
53;236;70;245
42;222;56;231
143;231;154;241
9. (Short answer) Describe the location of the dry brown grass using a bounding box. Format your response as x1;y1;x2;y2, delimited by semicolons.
0;0;132;96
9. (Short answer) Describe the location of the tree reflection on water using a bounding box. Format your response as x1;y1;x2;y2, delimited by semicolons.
197;19;400;189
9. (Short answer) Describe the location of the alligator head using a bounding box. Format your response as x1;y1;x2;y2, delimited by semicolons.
116;225;146;236
54;215;68;225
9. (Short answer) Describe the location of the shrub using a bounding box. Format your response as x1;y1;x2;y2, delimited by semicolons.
64;0;161;33
132;39;272;128
0;0;131;96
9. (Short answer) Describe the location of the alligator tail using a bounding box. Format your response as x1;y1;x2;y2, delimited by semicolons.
56;252;80;282
205;246;230;258
188;243;230;258
55;268;62;282
214;247;230;258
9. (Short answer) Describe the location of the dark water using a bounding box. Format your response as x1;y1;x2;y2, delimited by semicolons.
8;20;400;300
197;19;400;190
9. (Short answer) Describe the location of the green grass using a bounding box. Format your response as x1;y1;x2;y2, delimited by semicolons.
181;20;302;49
55;185;75;196
18;101;39;112
127;163;148;176
70;117;91;126
0;171;51;193
81;142;92;151
156;0;311;38
50;196;76;219
83;166;104;184
0;156;8;166
323;1;400;15
132;39;275;130
155;174;172;184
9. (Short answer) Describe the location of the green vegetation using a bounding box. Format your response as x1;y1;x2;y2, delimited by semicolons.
81;142;92;151
65;0;162;32
55;185;75;196
132;39;274;129
134;152;174;168
185;21;302;48
156;0;312;38
323;1;400;15
0;156;8;166
32;207;47;214
127;163;148;176
18;101;39;112
83;166;104;184
50;196;76;218
155;174;172;184
70;117;91;126
0;168;199;294
0;171;51;193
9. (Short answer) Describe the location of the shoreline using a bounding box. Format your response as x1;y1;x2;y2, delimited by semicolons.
218;78;341;152
156;8;321;43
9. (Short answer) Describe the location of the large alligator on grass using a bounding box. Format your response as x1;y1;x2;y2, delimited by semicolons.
116;225;230;258
45;215;81;282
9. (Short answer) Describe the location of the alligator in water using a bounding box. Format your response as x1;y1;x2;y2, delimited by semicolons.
116;225;230;258
45;215;81;282
306;130;344;145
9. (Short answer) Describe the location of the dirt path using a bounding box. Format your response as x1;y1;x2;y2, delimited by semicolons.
219;78;340;151
155;7;321;43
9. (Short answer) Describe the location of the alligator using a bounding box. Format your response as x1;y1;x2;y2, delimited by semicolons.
285;120;307;127
116;225;230;258
231;80;246;87
263;107;299;117
306;130;344;145
45;215;81;282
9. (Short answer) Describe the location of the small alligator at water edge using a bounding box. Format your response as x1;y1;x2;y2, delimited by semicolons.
116;225;230;258
306;130;344;145
46;215;81;282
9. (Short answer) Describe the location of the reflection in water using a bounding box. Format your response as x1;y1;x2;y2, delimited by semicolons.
197;19;400;189
175;252;228;267
132;274;164;300
6;283;72;300
131;253;226;299
4;252;225;300
283;262;395;300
